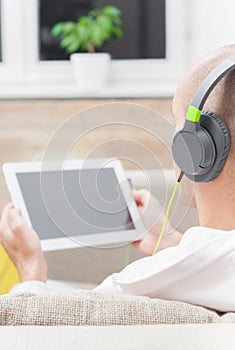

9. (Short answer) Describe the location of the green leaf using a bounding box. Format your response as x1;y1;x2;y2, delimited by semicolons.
77;24;92;45
92;26;105;47
112;17;123;26
103;6;122;18
66;42;80;53
62;21;77;34
97;16;112;35
80;41;89;52
50;5;123;53
60;36;75;49
51;22;64;37
89;8;101;18
51;21;76;37
78;16;93;26
112;26;123;38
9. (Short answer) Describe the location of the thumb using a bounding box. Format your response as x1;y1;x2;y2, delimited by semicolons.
133;189;150;209
8;209;26;232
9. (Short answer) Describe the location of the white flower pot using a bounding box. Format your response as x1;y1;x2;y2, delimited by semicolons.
70;53;111;92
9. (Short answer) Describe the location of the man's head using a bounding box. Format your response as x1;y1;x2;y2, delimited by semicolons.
172;45;235;209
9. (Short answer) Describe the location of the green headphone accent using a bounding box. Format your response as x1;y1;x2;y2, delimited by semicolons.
186;106;201;123
172;57;235;182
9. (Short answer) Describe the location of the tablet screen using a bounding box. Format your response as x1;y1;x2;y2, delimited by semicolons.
16;168;135;240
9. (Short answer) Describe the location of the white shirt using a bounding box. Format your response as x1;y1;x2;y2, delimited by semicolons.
10;226;235;312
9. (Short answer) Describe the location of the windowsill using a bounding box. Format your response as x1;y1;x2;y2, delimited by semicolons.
0;80;176;99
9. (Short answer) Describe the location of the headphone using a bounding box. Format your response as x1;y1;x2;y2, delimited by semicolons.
172;57;235;182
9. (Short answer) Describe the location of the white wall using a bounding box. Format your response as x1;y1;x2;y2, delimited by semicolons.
188;0;235;66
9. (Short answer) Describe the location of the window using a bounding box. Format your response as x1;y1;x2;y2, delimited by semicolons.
39;0;166;61
0;0;188;98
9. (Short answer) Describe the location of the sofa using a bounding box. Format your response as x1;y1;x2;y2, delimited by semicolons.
1;291;235;349
1;289;235;326
1;169;234;348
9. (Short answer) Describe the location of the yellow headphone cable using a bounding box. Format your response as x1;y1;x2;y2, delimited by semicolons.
125;171;184;265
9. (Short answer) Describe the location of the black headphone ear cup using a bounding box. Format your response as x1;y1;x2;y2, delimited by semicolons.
188;110;230;182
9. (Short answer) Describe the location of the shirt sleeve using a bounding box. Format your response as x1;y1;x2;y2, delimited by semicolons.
93;273;123;294
114;227;235;312
10;281;49;294
8;275;123;295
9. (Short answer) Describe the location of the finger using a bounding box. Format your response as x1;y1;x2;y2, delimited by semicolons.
132;239;152;256
133;189;148;203
8;208;23;221
132;240;146;254
133;190;150;209
7;209;26;232
15;208;21;216
2;203;14;215
131;240;141;248
1;203;15;225
8;209;38;241
0;203;15;242
132;191;141;204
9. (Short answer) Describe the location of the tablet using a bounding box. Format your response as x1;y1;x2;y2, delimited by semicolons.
3;159;145;251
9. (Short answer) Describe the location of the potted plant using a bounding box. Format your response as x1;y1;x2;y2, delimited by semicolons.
51;5;123;91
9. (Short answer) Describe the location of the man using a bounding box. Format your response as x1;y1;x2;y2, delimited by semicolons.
1;45;235;311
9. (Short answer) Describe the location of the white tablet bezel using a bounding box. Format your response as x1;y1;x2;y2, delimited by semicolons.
3;159;145;251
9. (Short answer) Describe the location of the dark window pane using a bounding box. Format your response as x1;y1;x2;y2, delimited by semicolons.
39;0;165;60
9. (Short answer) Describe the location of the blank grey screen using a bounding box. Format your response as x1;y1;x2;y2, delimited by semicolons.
16;168;135;240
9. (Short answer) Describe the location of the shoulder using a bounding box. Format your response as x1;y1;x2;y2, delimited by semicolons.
116;226;235;296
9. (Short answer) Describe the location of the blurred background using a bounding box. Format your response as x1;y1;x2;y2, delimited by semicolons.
0;0;234;285
1;0;234;97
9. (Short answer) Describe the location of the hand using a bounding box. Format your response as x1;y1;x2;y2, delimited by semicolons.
132;190;182;256
0;203;47;282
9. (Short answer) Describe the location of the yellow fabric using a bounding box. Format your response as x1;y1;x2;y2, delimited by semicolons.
0;245;19;295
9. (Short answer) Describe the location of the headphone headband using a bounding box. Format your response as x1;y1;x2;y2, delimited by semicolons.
186;56;235;123
172;56;235;182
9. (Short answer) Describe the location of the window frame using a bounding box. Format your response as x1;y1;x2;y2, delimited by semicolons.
0;0;188;98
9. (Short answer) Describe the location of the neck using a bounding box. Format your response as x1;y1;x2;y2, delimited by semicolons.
195;173;235;231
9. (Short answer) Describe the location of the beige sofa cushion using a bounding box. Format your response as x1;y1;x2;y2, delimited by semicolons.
0;291;231;326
